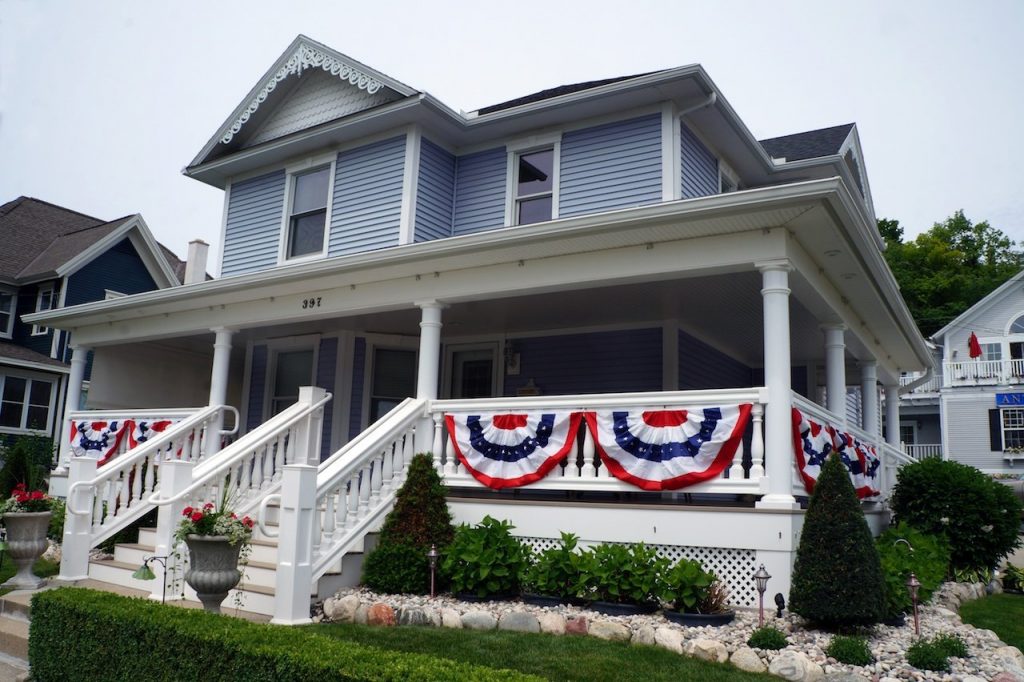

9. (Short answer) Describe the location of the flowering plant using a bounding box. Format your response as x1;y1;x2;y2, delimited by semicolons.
0;483;53;514
174;500;255;548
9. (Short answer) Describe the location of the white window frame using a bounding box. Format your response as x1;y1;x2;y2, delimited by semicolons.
0;289;16;339
0;372;57;434
361;336;419;429
443;341;500;399
505;133;561;227
31;285;56;336
1003;407;1024;450
278;154;337;265
263;335;320;419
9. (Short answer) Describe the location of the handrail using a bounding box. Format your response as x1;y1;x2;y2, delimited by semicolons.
65;407;204;421
66;404;237;516
149;392;332;507
432;387;769;413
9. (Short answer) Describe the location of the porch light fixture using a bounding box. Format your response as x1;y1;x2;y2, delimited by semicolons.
753;564;771;626
427;544;440;598
907;572;921;635
132;555;169;604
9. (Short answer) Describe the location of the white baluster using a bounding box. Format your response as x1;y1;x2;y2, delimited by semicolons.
582;427;597;479
312;494;324;559
323;490;336;544
381;441;394;493
369;453;383;506
346;477;358;529
358;465;371;517
444;437;458;476
333;486;345;541
749;403;765;479
106;478;118;520
431;414;444;473
92;487;103;531
261;444;274;490
130;461;143;507
273;433;287;481
401;427;415;481
144;454;156;496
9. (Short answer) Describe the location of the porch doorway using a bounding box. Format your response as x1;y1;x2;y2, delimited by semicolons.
446;343;499;399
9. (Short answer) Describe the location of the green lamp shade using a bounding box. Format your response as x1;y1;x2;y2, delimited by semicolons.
132;563;156;581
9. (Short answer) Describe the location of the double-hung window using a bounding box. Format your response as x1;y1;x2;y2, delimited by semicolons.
0;374;54;432
286;166;331;259
0;290;15;339
31;285;56;336
514;148;555;225
1003;408;1024;449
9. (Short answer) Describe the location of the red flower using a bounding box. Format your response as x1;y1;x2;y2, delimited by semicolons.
12;484;25;493
29;491;44;501
203;502;215;510
182;506;193;516
230;513;237;519
242;517;254;529
15;494;28;503
191;512;204;522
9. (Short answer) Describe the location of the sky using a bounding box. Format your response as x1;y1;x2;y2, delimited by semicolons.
1;1;1022;273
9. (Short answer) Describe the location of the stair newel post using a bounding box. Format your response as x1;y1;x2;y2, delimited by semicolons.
431;412;444;475
271;463;318;625
59;456;98;581
749;402;765;479
150;459;194;602
581;425;597;479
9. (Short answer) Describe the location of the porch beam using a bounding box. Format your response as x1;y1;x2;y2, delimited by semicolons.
756;260;798;510
860;361;879;438
821;324;847;423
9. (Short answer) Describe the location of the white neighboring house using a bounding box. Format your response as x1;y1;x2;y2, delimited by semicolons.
30;36;931;622
899;269;1024;472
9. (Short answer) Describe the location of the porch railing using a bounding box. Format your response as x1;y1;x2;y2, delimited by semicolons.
56;407;204;471
429;388;768;495
944;359;1024;387
899;372;941;393
903;443;943;460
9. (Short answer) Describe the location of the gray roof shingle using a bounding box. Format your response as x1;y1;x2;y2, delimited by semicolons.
758;123;855;162
476;72;658;115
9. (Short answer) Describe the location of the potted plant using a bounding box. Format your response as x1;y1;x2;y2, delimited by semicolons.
174;497;254;613
521;531;590;606
441;516;528;601
580;542;666;616
0;483;54;589
660;558;735;625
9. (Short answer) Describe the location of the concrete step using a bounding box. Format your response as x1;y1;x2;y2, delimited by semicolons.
137;528;281;565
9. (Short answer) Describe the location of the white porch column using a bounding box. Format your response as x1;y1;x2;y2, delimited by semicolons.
414;301;444;454
206;327;234;456
55;344;90;475
884;384;900;447
757;261;798;509
821;324;847;423
860;361;880;438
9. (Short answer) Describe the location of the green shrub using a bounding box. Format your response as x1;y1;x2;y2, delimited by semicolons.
441;516;528;598
789;453;885;628
579;542;667;606
906;638;951;672
29;588;536;681
1004;564;1024;591
876;523;950;619
890;458;1022;572
932;633;968;658
47;498;65;541
0;435;53;496
362;454;454;594
659;557;715;613
747;626;788;650
826;635;873;666
521;532;588;600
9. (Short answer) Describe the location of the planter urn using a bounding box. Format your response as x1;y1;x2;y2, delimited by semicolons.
1;511;52;589
184;534;243;613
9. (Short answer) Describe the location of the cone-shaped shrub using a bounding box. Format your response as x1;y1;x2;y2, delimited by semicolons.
362;453;454;594
789;453;885;627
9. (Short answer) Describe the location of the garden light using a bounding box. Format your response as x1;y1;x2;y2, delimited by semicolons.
427;544;439;598
907;572;921;635
753;564;771;626
132;555;169;604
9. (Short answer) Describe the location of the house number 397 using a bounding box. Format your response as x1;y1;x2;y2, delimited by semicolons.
301;297;322;309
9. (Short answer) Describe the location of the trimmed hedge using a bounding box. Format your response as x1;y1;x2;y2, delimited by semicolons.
29;588;539;682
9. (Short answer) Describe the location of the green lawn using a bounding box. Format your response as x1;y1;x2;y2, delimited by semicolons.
315;622;774;682
0;556;60;597
959;592;1024;650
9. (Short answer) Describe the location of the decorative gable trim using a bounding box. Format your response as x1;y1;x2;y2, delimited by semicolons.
221;42;389;145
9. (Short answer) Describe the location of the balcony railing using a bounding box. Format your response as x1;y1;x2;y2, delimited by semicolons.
903;443;942;460
945;359;1024;387
899;372;941;393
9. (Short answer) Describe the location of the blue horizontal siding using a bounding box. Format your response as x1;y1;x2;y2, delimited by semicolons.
453;147;506;236
247;345;268;432
559;114;662;217
66;239;159;306
415;139;455;242
329;136;406;257
222;170;286;276
349;337;366;440
678;329;752;389
316;337;338;460
503;329;662;396
680;123;718;199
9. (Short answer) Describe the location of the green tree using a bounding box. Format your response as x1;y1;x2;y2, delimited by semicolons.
879;211;1024;336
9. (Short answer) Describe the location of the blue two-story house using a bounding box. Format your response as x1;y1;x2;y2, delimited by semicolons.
0;197;184;445
34;36;932;615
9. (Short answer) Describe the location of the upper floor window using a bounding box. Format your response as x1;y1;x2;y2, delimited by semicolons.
287;166;331;259
982;342;1002;361
1011;315;1024;334
515;148;555;225
31;285;56;336
0;291;15;339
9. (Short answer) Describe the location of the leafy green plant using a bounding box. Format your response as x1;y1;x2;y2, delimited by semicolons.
747;626;788;650
46;497;65;541
363;454;454;594
826;635;873;666
1004;564;1024;591
0;435;53;497
953;566;991;584
659;558;715;613
521;532;588;600
890;458;1022;572
790;453;886;628
932;633;968;658
906;637;951;672
441;516;529;598
876;523;950;619
579;542;667;606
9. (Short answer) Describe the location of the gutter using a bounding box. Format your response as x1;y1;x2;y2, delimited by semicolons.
899;366;935;395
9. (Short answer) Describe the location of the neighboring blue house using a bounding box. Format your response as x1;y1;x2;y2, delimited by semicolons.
0;197;184;443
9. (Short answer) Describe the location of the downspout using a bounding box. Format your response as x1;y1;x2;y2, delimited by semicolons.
898;365;935;395
678;92;717;117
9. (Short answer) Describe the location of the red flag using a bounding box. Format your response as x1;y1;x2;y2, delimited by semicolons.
968;332;983;359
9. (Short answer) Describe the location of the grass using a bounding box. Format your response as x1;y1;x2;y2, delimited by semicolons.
959;592;1024;650
0;556;60;597
315;622;774;681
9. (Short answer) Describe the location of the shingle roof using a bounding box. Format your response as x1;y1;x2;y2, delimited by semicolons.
476;72;658;115
758;123;855;162
0;340;69;370
18;218;131;281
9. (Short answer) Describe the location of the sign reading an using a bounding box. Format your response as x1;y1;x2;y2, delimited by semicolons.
996;393;1024;406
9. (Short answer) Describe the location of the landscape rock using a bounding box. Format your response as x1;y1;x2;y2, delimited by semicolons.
993;674;1024;682
823;673;863;682
995;645;1024;667
589;619;631;642
654;627;684;654
354;604;369;625
538;612;566;635
367;602;396;627
398;607;431;626
461;610;497;630
324;594;359;622
686;637;728;663
440;608;462;629
769;650;824;682
565;616;588;636
499;611;540;633
730;647;767;673
632;625;655;646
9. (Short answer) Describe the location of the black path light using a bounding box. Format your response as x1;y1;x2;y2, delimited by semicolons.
753;564;771;627
427;544;440;598
132;555;170;604
907;572;921;636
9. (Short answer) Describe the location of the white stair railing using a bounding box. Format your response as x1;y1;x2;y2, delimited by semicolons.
59;404;238;581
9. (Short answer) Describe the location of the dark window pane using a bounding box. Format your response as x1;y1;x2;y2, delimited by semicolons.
289;212;326;257
0;294;12;314
25;406;48;430
460;359;493;399
372;349;416;399
517;149;553;194
29;380;51;407
517;196;552;225
293;167;330;213
0;402;20;428
370;398;401;422
3;377;25;404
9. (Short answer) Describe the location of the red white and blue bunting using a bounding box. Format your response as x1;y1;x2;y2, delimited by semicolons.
791;408;880;499
445;412;582;489
585;405;752;491
70;419;179;466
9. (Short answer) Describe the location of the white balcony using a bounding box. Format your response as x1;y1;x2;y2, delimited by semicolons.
944;359;1024;387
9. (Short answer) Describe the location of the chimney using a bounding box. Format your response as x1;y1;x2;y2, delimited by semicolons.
184;239;209;285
